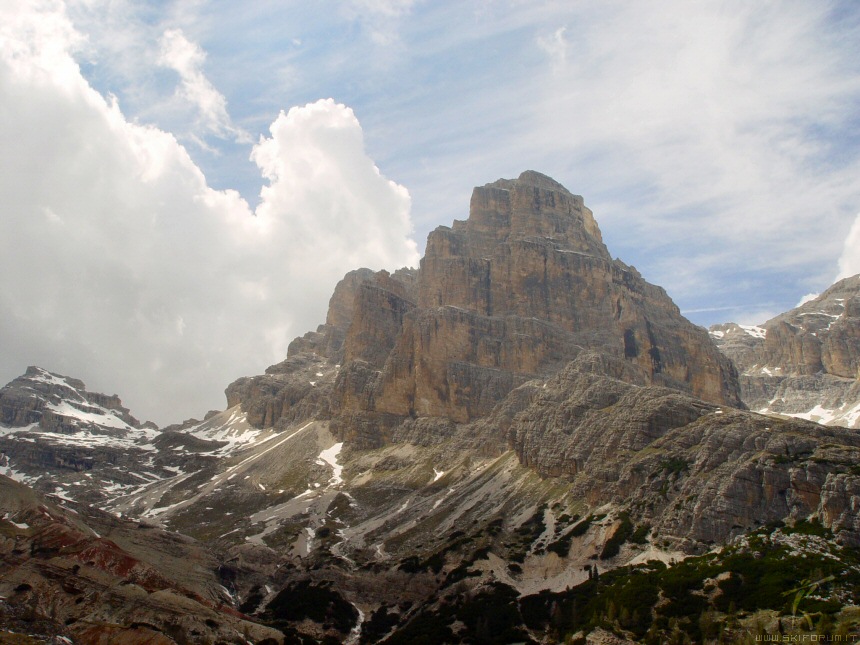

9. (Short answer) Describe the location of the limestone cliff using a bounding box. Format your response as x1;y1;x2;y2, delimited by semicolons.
228;172;741;447
328;171;740;445
711;274;860;428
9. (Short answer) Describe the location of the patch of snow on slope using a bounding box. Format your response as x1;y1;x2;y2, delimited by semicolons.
739;325;767;339
785;404;838;425
27;368;79;391
44;400;134;431
0;422;39;437
317;442;344;485
0;457;41;485
842;400;860;428
187;408;264;453
25;428;155;451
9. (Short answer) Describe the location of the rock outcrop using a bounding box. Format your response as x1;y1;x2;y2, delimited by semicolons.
223;268;410;430
0;367;244;507
0;366;144;432
230;172;741;448
711;274;860;428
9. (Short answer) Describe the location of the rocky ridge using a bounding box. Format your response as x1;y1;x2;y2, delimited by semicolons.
711;274;860;428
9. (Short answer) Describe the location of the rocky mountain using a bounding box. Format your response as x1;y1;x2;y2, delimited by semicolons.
228;171;741;449
711;274;860;428
3;172;860;643
0;366;273;508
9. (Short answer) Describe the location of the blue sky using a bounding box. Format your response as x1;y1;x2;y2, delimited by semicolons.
2;0;859;423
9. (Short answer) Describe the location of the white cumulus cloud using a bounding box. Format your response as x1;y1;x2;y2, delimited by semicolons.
0;2;419;424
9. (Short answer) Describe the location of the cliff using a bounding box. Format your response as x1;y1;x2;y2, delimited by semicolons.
229;171;741;447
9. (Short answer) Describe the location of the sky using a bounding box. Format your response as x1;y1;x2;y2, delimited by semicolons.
1;0;859;425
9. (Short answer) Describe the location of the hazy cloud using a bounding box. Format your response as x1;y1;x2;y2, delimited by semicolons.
537;26;568;73
345;0;415;46
526;2;860;311
158;28;250;143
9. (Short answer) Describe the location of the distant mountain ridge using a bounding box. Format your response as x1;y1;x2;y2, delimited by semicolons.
711;274;860;428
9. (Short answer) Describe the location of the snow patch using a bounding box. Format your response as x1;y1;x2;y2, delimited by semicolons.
45;400;136;431
739;324;767;339
317;442;344;485
788;404;838;425
27;368;77;390
0;458;40;485
186;408;264;454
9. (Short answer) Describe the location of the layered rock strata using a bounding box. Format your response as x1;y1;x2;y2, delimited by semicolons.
351;172;741;429
0;474;283;644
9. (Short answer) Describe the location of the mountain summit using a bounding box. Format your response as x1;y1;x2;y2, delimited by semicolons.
230;170;741;447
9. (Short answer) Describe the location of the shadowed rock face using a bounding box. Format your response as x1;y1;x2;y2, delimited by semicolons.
711;274;860;428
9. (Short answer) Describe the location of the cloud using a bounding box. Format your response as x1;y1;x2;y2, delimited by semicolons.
837;213;860;280
252;99;418;280
536;26;568;73
344;0;415;46
158;28;250;143
0;2;419;424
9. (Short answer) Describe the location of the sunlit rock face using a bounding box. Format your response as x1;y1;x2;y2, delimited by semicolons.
324;171;740;444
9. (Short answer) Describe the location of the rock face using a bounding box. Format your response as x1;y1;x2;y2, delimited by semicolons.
223;268;409;430
227;172;741;448
229;172;742;448
0;367;166;501
711;275;860;428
